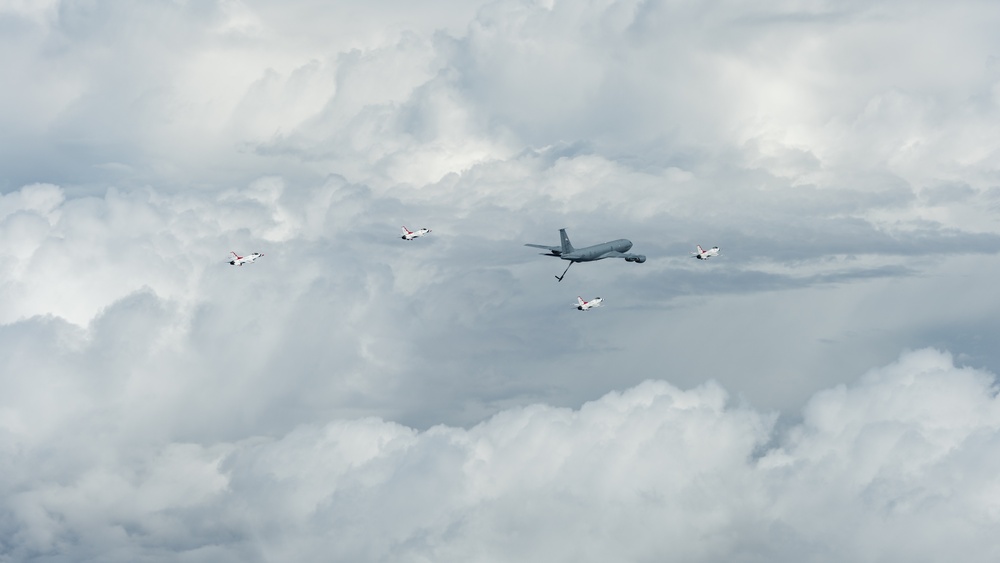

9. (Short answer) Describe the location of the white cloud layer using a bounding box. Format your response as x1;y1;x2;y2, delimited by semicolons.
2;349;999;562
3;0;1000;559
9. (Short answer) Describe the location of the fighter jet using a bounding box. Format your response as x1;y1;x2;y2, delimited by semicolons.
229;251;263;266
576;296;603;311
525;228;646;281
692;245;720;260
401;226;431;240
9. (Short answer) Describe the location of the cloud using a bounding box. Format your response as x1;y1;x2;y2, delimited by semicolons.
2;349;999;561
3;0;1000;560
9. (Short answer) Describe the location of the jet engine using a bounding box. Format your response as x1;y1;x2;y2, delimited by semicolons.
627;255;646;263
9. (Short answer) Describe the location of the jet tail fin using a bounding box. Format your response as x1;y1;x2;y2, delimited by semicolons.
559;228;575;255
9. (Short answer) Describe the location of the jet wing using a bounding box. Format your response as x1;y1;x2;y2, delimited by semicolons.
604;251;646;263
525;243;561;255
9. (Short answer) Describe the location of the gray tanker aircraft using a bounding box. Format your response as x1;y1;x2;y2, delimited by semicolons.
525;228;646;281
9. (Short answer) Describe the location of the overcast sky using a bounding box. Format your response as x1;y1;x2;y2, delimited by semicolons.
3;0;1000;561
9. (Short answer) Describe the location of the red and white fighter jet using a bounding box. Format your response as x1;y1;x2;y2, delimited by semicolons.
229;251;264;266
401;226;431;240
692;245;720;260
575;296;603;311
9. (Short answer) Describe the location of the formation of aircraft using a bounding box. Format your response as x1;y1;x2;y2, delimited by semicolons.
575;296;603;311
231;226;721;312
524;228;647;281
692;245;720;260
401;226;431;240
229;251;263;266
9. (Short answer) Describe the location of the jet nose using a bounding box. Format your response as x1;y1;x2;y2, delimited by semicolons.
623;240;633;251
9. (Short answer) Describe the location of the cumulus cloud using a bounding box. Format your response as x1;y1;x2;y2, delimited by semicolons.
1;0;998;401
4;0;1000;560
2;350;999;562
